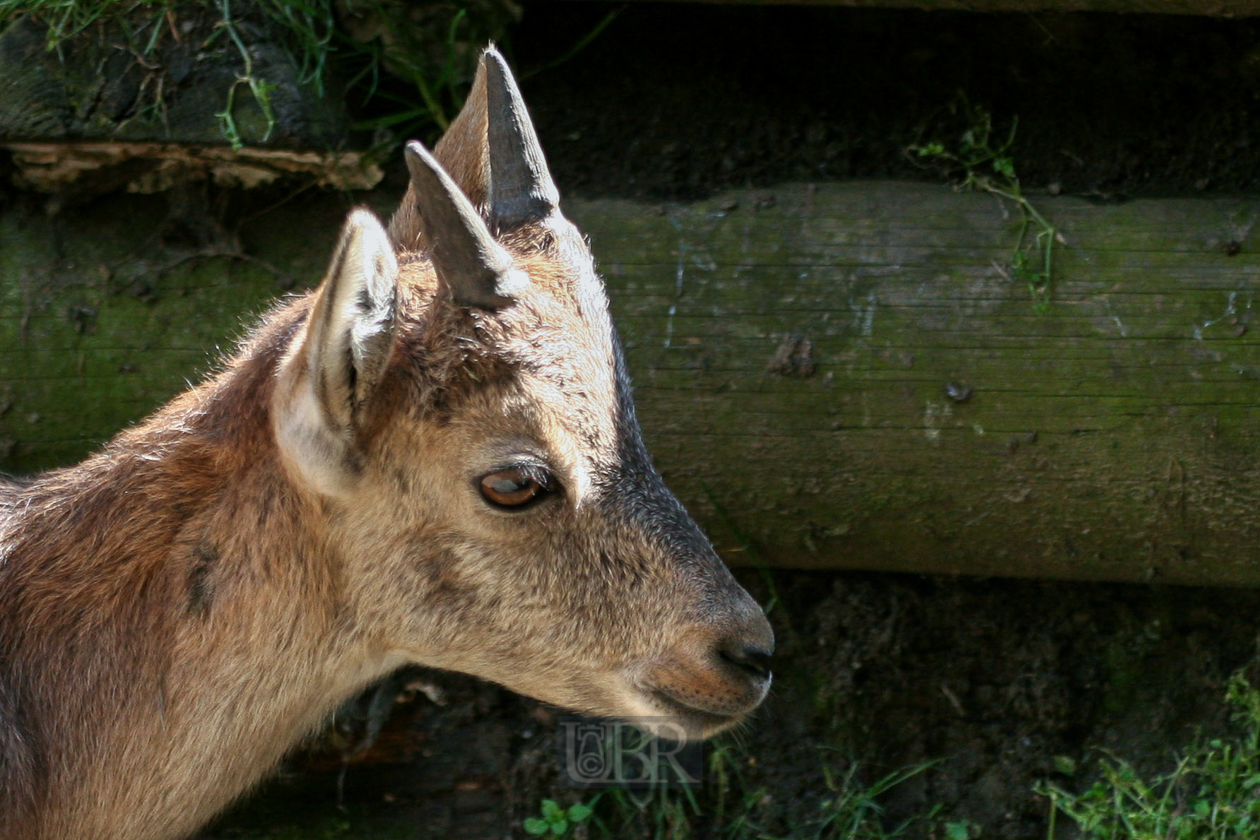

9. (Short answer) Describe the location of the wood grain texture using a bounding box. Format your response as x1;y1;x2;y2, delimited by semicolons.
4;182;1260;584
574;184;1260;585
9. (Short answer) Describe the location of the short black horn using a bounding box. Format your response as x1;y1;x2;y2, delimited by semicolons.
404;141;527;309
483;47;560;230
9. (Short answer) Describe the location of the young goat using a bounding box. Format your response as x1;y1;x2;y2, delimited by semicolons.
0;48;773;840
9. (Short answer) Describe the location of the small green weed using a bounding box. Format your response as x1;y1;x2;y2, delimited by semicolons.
909;96;1060;313
942;818;982;840
587;738;954;840
210;0;278;149
1;1;618;151
813;759;942;839
0;0;119;47
524;797;598;838
0;0;498;147
1038;673;1260;839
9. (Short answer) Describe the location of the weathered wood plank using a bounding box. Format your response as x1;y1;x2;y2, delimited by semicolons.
3;182;1260;585
577;184;1260;585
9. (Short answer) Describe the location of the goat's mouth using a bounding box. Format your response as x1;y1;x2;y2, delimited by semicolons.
643;687;747;738
619;656;772;739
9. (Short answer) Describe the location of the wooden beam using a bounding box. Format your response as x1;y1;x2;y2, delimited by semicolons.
4;182;1260;585
573;184;1260;585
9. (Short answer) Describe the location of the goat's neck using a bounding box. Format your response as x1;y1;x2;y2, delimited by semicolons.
2;322;398;840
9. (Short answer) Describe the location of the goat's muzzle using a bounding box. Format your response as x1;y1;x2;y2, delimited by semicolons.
635;604;774;738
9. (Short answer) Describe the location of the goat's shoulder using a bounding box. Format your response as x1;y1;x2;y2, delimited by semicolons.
0;475;41;837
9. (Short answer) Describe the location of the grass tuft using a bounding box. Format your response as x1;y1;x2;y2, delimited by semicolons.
1038;673;1260;839
570;740;954;839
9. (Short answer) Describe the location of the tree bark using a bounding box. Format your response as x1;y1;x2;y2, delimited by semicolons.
3;181;1260;585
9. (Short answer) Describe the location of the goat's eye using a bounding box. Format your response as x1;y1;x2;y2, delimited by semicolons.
479;467;551;509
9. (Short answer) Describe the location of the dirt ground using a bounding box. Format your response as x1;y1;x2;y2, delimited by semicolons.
201;571;1260;839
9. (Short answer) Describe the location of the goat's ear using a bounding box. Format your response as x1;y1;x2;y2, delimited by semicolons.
276;209;397;493
306;208;398;427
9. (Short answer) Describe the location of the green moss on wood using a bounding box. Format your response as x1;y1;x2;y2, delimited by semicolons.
5;182;1260;585
571;184;1260;585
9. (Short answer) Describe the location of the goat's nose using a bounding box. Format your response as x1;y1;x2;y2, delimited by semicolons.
717;638;774;682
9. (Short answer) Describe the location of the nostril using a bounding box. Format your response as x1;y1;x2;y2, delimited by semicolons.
718;641;774;681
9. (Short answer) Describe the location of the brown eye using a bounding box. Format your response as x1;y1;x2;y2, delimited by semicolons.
478;467;552;509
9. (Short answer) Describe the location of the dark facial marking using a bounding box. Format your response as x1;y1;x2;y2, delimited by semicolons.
187;542;218;617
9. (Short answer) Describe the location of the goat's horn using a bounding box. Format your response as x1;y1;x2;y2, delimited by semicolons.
404;141;526;309
484;47;559;230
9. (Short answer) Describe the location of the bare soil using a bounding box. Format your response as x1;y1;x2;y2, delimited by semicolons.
201;572;1260;839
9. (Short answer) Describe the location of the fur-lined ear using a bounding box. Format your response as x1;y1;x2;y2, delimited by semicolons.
276;209;397;494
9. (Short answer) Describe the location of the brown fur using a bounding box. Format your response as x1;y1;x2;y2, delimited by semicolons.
0;50;771;840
